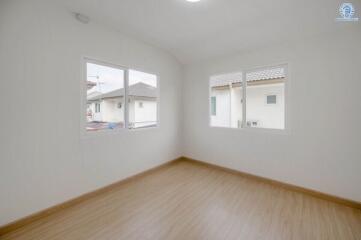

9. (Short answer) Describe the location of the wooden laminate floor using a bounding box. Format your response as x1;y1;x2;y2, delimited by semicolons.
2;160;361;240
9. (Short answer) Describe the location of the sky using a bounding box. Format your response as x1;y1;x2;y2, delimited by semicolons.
87;62;157;95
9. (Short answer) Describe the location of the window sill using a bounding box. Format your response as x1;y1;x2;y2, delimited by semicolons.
81;125;160;139
209;125;290;135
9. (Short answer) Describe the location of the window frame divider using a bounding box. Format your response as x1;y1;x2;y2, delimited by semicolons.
124;69;129;129
242;71;247;129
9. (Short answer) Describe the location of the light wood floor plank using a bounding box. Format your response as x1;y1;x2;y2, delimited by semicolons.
1;160;361;240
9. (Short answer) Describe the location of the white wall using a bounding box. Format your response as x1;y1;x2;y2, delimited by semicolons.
211;83;284;129
183;26;361;202
101;99;124;123
0;0;182;226
246;83;285;129
134;100;157;125
210;89;231;127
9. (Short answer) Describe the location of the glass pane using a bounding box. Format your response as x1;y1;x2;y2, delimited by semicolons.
210;73;243;128
211;97;216;116
246;67;285;129
86;62;125;131
128;70;158;129
267;95;277;104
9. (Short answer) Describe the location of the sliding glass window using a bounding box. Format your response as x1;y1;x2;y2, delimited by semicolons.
209;65;287;130
84;58;159;133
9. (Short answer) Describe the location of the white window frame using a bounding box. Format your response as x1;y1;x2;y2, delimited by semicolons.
209;63;290;134
81;57;160;137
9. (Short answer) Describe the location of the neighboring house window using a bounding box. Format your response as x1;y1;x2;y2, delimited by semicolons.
95;103;101;113
266;95;277;104
211;96;216;116
84;58;159;132
210;65;286;130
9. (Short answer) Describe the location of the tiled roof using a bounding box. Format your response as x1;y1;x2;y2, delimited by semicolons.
210;67;285;87
210;72;242;87
246;67;285;82
87;82;157;101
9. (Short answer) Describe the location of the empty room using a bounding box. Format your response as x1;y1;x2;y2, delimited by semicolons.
1;0;361;239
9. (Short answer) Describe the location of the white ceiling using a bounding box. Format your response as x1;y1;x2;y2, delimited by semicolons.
59;0;359;64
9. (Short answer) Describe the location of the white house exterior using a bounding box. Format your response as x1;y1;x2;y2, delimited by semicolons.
87;82;157;130
210;68;285;129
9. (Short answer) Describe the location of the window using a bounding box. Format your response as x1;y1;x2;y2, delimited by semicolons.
95;103;101;113
210;96;216;116
210;65;286;130
86;61;124;131
266;95;277;104
210;72;243;128
84;58;159;132
128;70;158;129
246;67;285;129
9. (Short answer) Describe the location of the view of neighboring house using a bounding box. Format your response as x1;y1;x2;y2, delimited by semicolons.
210;67;285;129
87;82;157;130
